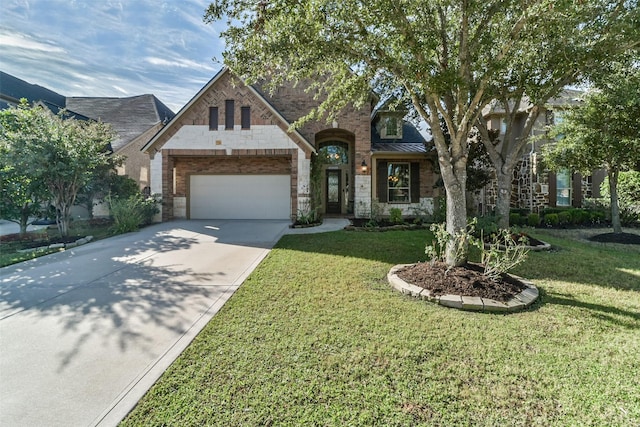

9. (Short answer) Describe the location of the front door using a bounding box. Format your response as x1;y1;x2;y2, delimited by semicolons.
326;169;341;214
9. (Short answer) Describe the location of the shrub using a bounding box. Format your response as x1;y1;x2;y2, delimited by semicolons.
558;211;571;225
389;208;403;224
545;213;559;226
109;193;160;234
509;213;523;226
590;210;606;224
425;220;479;268
474;215;499;237
527;213;541;227
482;229;530;281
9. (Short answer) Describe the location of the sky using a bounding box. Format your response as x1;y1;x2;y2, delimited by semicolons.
1;0;226;112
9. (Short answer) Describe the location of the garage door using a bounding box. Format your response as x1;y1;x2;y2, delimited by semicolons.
190;175;291;219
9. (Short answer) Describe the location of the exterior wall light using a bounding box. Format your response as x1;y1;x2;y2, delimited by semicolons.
361;159;368;174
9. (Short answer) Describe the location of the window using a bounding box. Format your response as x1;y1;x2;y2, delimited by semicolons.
500;118;507;135
556;170;572;207
388;163;410;202
225;100;234;130
209;107;218;131
318;142;349;165
241;106;250;129
380;115;402;139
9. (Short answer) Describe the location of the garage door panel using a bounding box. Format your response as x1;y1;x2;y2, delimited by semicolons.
190;175;290;219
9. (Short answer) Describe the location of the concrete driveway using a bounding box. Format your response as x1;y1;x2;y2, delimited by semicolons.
0;219;298;427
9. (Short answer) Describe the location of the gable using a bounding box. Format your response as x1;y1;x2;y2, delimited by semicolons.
143;68;315;155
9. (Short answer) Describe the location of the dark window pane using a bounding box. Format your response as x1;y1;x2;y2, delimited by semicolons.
241;106;250;129
209;107;218;131
225;100;234;129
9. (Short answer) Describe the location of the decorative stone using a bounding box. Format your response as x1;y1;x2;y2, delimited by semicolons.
439;294;463;309
48;243;65;249
387;263;539;313
461;296;484;311
65;242;78;248
76;238;88;245
85;235;93;242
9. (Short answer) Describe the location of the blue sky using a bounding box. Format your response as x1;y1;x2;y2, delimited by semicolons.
1;0;225;112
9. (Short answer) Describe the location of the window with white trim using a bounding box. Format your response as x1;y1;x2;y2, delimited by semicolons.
556;169;572;207
387;163;410;202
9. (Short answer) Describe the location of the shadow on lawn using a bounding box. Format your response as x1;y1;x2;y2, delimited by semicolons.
539;289;640;330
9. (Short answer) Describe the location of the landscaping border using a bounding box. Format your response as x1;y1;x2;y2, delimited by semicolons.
17;235;94;253
388;264;539;312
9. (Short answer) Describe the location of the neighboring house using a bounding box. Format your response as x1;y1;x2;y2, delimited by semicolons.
142;67;438;221
66;96;174;191
0;71;175;192
477;89;606;215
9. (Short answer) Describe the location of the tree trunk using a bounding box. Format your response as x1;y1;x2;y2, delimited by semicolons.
19;209;29;237
444;176;468;266
495;169;513;229
609;170;622;234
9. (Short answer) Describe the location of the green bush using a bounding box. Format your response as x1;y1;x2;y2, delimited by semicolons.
509;213;523;226
109;193;160;234
389;208;403;224
545;213;559;226
475;215;499;236
590;210;606;224
558;211;571;225
527;213;541;227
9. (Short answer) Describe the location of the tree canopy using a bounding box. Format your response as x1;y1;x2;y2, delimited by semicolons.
544;63;640;233
206;0;640;265
0;101;118;236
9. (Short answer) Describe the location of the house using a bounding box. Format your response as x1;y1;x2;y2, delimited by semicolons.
0;71;175;192
66;96;174;191
477;89;606;215
142;67;439;221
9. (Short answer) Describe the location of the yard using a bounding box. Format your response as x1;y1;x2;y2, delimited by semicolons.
119;227;639;426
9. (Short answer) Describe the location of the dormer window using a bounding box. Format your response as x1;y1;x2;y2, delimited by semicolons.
380;114;402;139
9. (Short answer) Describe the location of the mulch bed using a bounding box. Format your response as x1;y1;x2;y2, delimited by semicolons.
396;262;528;302
588;232;640;245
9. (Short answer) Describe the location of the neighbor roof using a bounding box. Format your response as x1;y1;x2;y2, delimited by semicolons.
67;95;175;151
0;71;66;108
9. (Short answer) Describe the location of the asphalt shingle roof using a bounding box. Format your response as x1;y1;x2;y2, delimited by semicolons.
66;95;175;151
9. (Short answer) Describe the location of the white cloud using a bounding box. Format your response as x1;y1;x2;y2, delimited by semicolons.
144;56;215;71
0;32;66;53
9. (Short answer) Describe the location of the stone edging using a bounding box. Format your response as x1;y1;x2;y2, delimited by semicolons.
17;235;94;253
484;240;552;252
388;264;539;312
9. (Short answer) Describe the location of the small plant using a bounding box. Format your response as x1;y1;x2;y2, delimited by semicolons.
482;229;530;281
558;211;571;225
545;213;559;226
527;213;541;227
509;213;522;226
109;193;160;234
389;208;403;224
295;199;320;225
475;215;499;236
425;219;480;268
369;198;384;226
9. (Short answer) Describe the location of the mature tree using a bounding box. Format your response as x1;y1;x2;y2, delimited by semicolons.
544;64;640;234
205;0;639;266
0;144;48;236
0;101;117;236
474;2;639;229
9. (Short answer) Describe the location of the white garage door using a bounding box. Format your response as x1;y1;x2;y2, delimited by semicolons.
190;175;291;219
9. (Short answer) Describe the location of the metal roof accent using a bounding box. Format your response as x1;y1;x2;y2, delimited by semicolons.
371;142;430;153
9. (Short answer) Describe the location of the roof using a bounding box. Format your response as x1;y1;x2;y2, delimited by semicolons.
371;142;430;154
371;121;427;145
66;95;175;151
482;88;585;116
0;71;66;108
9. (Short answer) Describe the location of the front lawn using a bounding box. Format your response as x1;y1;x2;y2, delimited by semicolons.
122;229;640;426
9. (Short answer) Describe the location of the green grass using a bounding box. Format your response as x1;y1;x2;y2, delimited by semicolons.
121;229;640;426
0;220;113;267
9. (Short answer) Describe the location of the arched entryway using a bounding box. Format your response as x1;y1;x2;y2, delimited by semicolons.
313;130;355;215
